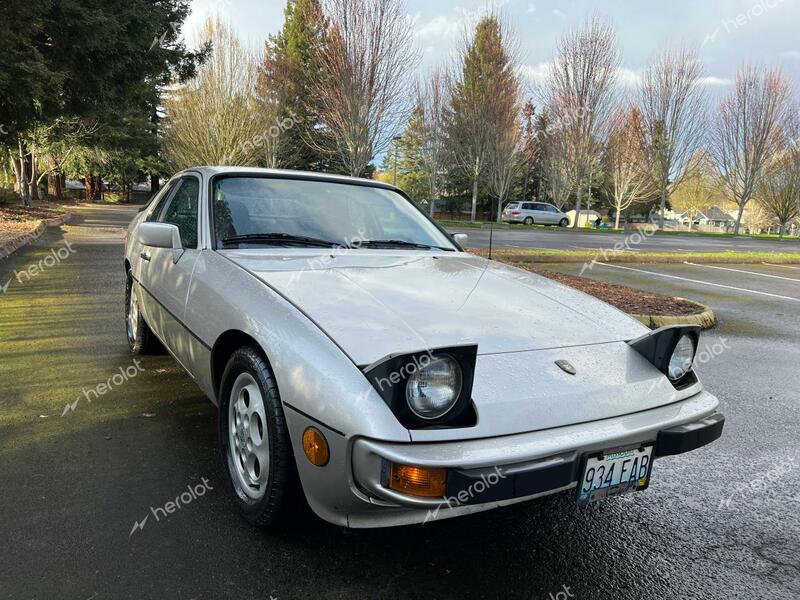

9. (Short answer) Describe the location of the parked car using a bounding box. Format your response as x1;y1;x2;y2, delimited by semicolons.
124;167;724;528
502;201;569;226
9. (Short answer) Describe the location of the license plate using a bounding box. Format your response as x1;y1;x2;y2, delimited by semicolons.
577;445;654;505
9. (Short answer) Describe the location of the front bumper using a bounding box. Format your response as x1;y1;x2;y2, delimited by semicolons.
345;390;722;527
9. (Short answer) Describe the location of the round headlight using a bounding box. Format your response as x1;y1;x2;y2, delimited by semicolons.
668;335;696;381
405;354;462;420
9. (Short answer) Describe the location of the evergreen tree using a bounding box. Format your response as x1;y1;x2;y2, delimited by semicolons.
262;0;333;171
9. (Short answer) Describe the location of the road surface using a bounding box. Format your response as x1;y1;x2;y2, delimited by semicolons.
450;225;800;253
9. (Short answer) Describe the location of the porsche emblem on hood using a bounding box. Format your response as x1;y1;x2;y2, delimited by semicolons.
555;360;576;375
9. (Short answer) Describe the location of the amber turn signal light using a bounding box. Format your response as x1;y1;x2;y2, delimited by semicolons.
302;427;330;466
388;462;447;498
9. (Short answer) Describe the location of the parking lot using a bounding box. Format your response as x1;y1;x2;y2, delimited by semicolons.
1;206;799;599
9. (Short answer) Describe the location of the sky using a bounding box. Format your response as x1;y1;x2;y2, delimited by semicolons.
183;0;800;101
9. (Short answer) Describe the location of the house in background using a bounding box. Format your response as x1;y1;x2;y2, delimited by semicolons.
674;206;736;232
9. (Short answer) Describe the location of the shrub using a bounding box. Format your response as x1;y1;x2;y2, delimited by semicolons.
0;187;19;207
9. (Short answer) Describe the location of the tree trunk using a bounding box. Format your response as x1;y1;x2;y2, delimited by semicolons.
658;186;667;230
573;183;582;229
27;149;39;202
614;209;620;230
17;140;30;206
46;156;64;202
522;171;529;201
470;177;478;221
10;148;23;197
779;223;785;240
47;168;63;202
733;203;745;235
150;174;160;195
84;174;92;202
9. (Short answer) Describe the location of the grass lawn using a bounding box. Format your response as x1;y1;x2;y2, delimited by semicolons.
472;248;800;264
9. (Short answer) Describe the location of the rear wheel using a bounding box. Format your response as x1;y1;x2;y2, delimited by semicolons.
218;346;300;527
523;217;534;225
558;218;569;227
125;269;162;355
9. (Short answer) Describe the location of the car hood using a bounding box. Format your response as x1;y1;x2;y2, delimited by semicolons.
222;250;647;367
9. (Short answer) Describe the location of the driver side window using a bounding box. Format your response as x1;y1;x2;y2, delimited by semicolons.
159;177;200;249
145;180;178;223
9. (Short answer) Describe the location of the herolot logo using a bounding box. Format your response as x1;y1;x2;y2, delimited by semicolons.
129;478;214;536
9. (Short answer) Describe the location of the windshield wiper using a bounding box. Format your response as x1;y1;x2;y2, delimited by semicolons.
221;233;342;248
359;239;454;251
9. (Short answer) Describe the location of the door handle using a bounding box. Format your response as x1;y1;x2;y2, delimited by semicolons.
140;251;151;262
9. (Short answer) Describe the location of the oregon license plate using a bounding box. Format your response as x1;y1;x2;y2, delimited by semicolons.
577;445;654;505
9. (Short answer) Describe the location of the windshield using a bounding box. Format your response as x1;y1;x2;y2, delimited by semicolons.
212;176;456;250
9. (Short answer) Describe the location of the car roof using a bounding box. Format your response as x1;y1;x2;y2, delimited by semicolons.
177;166;398;191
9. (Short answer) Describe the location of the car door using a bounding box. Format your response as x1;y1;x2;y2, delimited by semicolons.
543;203;561;224
131;179;180;286
527;202;545;224
139;174;202;374
520;202;535;221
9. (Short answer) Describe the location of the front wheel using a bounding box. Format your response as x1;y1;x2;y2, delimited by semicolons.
218;346;300;527
523;217;534;225
558;218;569;227
125;269;162;354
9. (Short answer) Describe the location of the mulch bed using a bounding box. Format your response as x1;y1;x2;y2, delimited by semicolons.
517;265;703;317
0;203;67;250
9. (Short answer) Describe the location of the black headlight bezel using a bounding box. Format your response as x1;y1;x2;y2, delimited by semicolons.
362;345;478;429
628;325;700;389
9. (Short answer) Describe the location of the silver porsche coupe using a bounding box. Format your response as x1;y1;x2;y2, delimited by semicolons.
124;167;724;528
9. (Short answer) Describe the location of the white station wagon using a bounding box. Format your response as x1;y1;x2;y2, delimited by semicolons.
124;167;724;528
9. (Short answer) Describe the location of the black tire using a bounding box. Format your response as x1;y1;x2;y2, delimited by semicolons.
523;217;534;225
218;346;301;527
558;218;569;227
125;269;163;355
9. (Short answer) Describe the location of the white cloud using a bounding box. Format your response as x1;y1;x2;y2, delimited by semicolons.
617;67;643;87
528;3;536;13
415;14;460;39
519;64;731;90
696;76;733;86
553;8;565;18
519;62;552;85
780;50;800;60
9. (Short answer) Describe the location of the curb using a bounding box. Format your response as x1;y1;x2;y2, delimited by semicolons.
631;299;717;330
0;212;73;261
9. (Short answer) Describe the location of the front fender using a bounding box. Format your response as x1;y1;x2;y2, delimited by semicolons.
186;250;410;443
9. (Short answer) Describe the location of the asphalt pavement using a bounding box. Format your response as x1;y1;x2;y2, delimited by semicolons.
451;225;800;253
1;205;798;599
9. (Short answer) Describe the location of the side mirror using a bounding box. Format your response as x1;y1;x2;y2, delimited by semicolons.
453;233;468;247
138;222;184;263
138;222;182;249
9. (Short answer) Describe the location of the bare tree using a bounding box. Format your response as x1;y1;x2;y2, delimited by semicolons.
537;110;574;210
483;20;523;222
757;137;800;239
542;15;620;228
416;70;448;216
487;115;523;222
603;106;653;229
163;18;266;170
671;151;717;231
638;45;707;230
310;0;419;177
710;64;793;235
